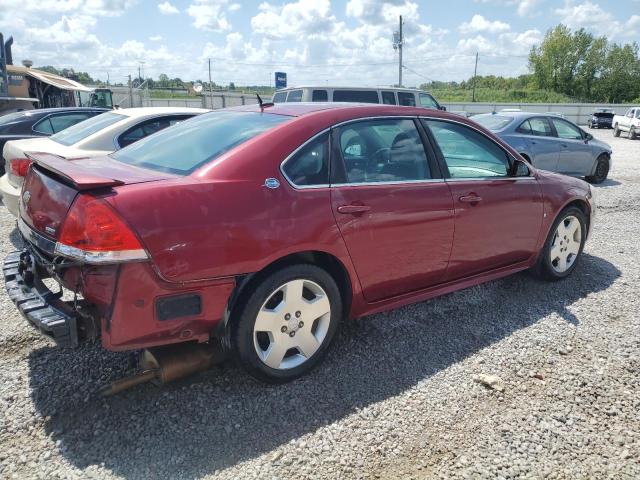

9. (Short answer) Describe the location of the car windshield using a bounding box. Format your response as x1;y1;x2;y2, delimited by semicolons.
593;112;614;118
50;112;126;146
471;115;513;131
111;111;291;175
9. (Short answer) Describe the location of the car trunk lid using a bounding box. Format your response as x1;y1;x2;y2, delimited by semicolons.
20;152;175;239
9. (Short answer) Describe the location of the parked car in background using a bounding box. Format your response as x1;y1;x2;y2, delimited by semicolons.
0;107;207;215
5;103;594;383
613;107;640;139
472;112;612;184
272;86;446;110
588;109;614;129
0;107;108;175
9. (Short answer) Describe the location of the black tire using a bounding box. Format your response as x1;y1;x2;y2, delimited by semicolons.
230;264;343;383
530;206;587;281
585;155;609;184
613;124;620;137
630;127;637;140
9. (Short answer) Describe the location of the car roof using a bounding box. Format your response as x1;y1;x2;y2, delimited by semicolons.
115;107;209;118
275;86;432;93
2;106;108;119
226;102;459;121
474;111;558;120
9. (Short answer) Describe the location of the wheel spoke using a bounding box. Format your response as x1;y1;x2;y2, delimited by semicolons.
567;240;580;256
550;243;562;261
556;253;567;272
262;340;288;369
566;217;579;238
302;295;331;322
296;331;321;358
283;279;305;305
254;308;281;333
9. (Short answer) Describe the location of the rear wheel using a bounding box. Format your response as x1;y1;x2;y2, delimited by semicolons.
586;155;609;184
613;124;620;137
231;264;342;383
530;206;586;281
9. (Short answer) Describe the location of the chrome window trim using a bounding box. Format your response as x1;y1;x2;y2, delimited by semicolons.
419;115;536;180
445;176;536;182
333;178;445;188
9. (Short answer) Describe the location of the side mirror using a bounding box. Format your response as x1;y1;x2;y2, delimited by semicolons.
512;159;530;177
585;133;593;142
438;105;447;111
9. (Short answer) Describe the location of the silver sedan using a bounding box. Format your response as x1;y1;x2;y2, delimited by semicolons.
472;112;612;184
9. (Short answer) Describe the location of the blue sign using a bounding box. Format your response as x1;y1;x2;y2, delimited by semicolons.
275;72;287;89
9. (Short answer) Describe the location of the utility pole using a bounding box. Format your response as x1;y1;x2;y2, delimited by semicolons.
393;16;403;87
472;52;479;102
127;74;133;107
208;58;213;109
398;16;403;87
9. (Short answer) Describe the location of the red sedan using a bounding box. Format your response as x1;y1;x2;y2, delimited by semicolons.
5;103;594;382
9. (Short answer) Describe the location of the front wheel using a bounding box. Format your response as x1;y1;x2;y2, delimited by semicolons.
630;127;637;140
231;264;342;383
613;124;620;137
530;206;587;281
585;155;609;184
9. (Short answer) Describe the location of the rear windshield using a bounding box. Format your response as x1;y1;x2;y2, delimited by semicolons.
50;112;126;146
471;115;514;131
111;111;291;175
593;112;614;118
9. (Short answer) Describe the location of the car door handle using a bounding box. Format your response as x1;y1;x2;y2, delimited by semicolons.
561;144;568;148
459;195;483;203
530;141;537;145
337;204;371;214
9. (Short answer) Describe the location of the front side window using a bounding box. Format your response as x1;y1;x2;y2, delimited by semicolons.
50;112;126;146
333;90;379;103
551;118;582;140
397;92;416;106
273;91;287;103
419;93;438;109
112;111;291;175
117;115;191;148
286;90;303;102
381;91;396;105
423;119;510;178
282;132;329;186
311;90;328;102
335;118;431;184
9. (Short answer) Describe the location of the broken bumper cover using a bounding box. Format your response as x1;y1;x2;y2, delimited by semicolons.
3;251;79;348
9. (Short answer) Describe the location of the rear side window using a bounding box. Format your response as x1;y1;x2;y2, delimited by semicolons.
286;90;303;102
381;91;396;105
273;91;287;103
32;117;54;134
525;117;553;137
111;111;291;175
333;90;379;103
335;118;431;184
282;132;329;186
397;92;416;106
312;90;328;102
117;115;192;148
48;113;92;133
423;119;510;178
50;112;126;146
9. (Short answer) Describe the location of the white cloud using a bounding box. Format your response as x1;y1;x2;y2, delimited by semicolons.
187;0;232;31
459;15;511;34
251;0;335;40
149;35;163;41
554;1;638;38
228;3;241;11
158;1;179;14
473;0;542;18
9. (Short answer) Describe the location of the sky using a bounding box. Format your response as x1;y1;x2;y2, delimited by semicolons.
0;0;638;87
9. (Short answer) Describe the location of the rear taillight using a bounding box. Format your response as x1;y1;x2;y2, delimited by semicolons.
54;194;148;264
9;158;32;177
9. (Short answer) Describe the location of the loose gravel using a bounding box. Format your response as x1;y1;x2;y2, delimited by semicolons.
1;129;639;480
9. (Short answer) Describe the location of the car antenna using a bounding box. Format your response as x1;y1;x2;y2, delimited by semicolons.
256;93;273;112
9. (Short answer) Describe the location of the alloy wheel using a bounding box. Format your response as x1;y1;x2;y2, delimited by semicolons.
253;279;331;370
550;215;582;273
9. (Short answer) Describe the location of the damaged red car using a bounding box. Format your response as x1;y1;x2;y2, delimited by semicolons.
4;103;594;383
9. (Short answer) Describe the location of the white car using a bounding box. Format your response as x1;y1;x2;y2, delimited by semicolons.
613;107;640;139
0;107;207;216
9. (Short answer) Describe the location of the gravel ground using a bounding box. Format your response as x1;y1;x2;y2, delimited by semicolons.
0;129;639;480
